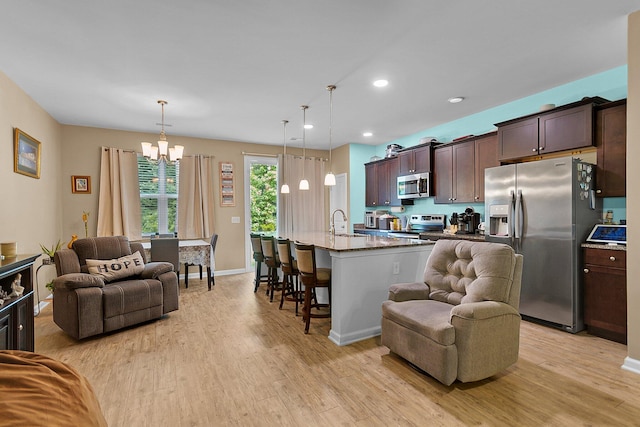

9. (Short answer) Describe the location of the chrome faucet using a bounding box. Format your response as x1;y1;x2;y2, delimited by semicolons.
330;209;348;236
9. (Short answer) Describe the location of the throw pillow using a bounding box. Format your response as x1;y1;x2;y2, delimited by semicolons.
86;251;145;282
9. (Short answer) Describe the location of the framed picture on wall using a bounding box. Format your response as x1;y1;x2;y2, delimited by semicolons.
13;128;41;179
71;175;91;194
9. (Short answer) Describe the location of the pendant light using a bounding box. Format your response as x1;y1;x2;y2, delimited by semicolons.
280;120;290;194
299;105;310;191
324;85;337;186
141;100;184;163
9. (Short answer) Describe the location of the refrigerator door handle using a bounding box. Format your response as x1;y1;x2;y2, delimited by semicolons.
509;190;516;247
515;189;523;241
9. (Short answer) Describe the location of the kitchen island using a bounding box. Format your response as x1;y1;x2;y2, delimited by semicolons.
285;232;434;345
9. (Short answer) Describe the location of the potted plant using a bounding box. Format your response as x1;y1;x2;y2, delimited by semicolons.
40;240;64;264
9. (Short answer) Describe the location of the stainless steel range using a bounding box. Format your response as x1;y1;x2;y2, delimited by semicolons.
388;214;446;239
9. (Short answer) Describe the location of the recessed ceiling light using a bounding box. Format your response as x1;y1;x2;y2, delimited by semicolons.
304;124;313;129
363;132;373;137
448;96;465;103
373;79;388;88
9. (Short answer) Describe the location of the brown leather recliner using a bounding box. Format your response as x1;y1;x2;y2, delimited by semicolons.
53;236;179;339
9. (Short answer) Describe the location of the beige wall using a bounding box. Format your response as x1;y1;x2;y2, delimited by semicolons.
0;70;64;298
59;125;328;273
626;11;640;365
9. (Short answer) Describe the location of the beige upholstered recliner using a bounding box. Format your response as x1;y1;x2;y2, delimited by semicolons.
53;236;179;340
381;239;523;386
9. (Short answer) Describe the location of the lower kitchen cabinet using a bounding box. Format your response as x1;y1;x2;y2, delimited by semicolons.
582;247;627;344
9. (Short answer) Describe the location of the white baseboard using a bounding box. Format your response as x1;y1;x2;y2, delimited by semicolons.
622;356;640;375
183;268;246;279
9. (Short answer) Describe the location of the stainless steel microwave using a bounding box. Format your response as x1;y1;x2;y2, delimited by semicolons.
397;173;430;199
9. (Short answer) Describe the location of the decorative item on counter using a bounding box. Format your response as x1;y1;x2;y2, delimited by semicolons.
539;103;556;111
68;234;78;249
0;242;17;258
82;211;90;237
604;210;613;225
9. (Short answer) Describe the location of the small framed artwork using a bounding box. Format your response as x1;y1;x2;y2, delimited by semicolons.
13;128;41;179
219;162;235;206
71;175;91;194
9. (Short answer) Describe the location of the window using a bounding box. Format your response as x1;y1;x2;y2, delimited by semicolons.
138;155;179;236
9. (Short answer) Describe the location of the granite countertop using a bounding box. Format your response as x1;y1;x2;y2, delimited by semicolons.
419;231;486;241
581;242;627;251
285;231;433;252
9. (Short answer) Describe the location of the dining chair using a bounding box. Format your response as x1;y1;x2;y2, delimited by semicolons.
276;238;301;314
150;237;180;275
206;234;218;290
260;236;281;302
184;234;219;290
294;243;331;334
250;233;268;292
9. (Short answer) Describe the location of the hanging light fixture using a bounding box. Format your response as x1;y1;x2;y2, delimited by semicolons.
141;100;184;163
324;84;337;186
280;119;290;194
299;105;310;191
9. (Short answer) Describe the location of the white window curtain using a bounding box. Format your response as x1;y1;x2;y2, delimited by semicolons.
178;154;216;239
97;147;142;240
278;153;326;235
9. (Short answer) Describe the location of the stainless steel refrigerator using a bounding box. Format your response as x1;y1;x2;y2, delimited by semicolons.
484;156;600;333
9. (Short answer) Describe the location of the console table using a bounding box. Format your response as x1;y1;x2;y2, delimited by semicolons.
0;254;39;351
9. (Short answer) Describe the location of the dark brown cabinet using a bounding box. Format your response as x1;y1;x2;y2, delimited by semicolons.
474;132;499;202
583;247;627;344
0;254;38;351
496;98;606;162
398;144;433;175
434;132;498;204
365;157;399;207
595;100;626;197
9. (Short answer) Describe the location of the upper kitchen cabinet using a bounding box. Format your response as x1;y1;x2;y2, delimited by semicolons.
496;97;608;162
595;99;626;197
365;157;400;207
398;142;438;175
473;132;499;202
433;132;498;204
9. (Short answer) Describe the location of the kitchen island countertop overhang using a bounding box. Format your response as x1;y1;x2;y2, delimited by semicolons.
284;232;435;345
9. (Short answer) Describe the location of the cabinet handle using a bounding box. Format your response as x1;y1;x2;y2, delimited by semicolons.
474;196;479;200
583;268;589;273
609;256;616;262
19;324;24;331
539;147;545;151
532;148;537;152
596;189;602;194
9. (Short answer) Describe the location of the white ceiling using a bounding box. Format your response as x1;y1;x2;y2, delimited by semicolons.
1;1;639;150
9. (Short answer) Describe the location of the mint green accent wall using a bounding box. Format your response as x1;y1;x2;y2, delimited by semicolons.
349;66;628;225
603;197;627;225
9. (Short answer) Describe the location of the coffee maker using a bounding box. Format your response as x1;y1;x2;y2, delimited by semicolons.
456;207;481;234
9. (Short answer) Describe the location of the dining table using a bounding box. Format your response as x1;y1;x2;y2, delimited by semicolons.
140;239;213;289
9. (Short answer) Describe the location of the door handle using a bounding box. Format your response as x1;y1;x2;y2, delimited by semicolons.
515;190;523;240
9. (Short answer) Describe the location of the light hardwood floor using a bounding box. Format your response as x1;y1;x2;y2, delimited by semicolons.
34;273;640;426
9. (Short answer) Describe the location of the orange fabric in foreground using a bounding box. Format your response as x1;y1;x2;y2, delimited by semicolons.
0;350;107;427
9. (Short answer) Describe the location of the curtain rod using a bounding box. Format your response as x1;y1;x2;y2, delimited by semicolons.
242;151;278;157
242;151;328;161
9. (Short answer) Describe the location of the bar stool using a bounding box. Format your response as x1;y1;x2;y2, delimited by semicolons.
260;236;281;302
294;243;331;334
250;233;269;292
276;238;301;314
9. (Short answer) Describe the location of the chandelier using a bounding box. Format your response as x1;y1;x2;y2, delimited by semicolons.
141;100;184;163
